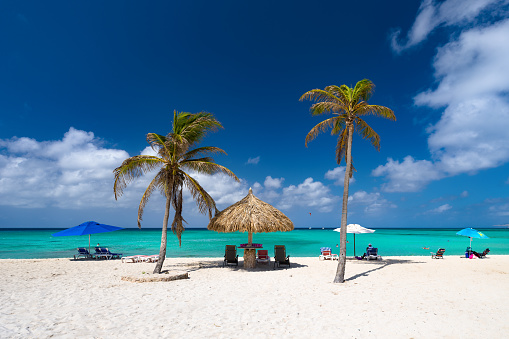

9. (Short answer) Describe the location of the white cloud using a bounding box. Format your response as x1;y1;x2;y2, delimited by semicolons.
264;176;284;189
246;156;260;165
348;191;397;214
415;20;509;107
378;10;509;192
372;156;443;192
278;177;338;212
461;191;469;198
426;204;452;214
0;128;130;209
324;166;355;186
391;0;505;53
187;171;247;207
489;202;509;216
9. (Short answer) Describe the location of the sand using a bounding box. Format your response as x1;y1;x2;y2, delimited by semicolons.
1;255;508;338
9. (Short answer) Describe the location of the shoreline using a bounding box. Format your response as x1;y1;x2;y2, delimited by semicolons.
2;256;508;337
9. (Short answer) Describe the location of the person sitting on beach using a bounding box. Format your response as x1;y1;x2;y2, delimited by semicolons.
357;243;374;259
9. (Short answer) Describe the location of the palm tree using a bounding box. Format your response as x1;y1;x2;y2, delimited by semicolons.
300;79;395;283
113;110;239;274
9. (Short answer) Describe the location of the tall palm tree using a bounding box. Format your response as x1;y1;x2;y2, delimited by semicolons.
300;79;395;283
113;110;239;274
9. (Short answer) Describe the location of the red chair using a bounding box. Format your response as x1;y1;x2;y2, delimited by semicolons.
256;249;270;265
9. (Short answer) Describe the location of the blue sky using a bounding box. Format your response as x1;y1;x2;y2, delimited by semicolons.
1;0;508;229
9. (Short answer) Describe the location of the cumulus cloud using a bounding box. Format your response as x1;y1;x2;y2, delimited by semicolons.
391;0;505;53
278;178;338;212
246;156;260;165
324;166;355;186
187;171;247;207
264;176;284;189
461;191;469;198
489;201;509;216
372;156;443;192
426;204;453;214
377;6;509;192
0;128;130;209
348;191;397;214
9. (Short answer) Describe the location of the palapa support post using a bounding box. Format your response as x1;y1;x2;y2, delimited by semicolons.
243;231;256;268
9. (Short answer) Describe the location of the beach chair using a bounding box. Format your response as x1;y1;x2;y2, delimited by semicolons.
256;249;270;265
121;255;143;263
95;247;122;260
365;247;382;260
223;245;239;267
473;248;490;258
319;247;339;261
141;254;160;263
74;247;93;260
431;248;445;259
274;245;290;269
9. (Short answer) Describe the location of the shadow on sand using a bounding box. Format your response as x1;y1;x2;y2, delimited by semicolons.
346;258;426;282
162;259;307;272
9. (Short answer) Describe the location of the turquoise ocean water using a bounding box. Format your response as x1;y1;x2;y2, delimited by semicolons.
0;228;508;259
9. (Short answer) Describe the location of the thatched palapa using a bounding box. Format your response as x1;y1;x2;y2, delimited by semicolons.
207;188;294;244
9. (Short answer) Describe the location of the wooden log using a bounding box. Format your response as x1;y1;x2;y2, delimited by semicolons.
121;271;189;283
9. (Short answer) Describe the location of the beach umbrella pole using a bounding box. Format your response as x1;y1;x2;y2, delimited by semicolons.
354;233;356;257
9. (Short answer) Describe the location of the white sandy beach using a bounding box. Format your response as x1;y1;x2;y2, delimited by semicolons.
1;255;508;338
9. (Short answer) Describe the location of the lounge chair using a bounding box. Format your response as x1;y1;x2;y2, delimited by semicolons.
473;248;490;258
121;255;143;263
431;248;445;259
95;247;122;260
365;247;382;260
319;247;339;261
142;254;160;262
74;247;93;260
256;249;270;265
274;245;290;269
223;245;239;267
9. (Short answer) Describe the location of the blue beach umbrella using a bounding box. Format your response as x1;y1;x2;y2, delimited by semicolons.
456;228;489;248
52;221;124;253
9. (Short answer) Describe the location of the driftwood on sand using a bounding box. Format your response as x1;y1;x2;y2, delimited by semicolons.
121;271;189;283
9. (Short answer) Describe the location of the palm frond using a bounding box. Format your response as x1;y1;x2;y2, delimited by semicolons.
356;104;396;121
113;155;164;199
309;102;345;116
170;187;186;246
355;117;381;151
175;111;223;146
335;128;349;165
137;171;165;228
300;88;339;104
305;117;336;147
182;146;227;161
182;172;217;218
353;79;375;102
182;160;240;181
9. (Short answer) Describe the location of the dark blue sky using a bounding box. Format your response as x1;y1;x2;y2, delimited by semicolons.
1;0;508;229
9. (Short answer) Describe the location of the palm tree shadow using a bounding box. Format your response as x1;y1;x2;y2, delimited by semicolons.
346;258;425;282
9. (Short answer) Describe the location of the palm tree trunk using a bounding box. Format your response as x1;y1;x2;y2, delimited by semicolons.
333;124;354;283
153;197;171;274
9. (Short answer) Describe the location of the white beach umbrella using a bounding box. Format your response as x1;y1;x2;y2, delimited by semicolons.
333;224;375;257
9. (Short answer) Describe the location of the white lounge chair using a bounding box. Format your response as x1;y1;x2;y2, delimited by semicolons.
319;247;338;261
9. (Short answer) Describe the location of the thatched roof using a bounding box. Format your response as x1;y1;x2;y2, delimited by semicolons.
207;188;294;233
